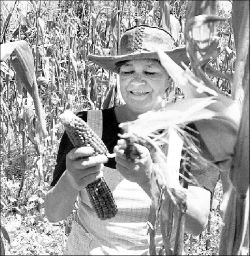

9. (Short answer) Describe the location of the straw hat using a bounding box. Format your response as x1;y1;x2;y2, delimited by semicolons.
88;25;189;73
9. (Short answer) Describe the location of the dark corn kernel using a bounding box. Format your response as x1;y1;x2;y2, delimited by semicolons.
86;177;118;220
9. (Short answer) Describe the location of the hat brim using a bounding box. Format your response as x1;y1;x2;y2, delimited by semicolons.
88;46;189;73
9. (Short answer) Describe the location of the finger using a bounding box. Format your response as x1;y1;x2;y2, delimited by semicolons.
80;154;108;168
114;145;125;157
69;165;100;176
115;155;137;170
115;158;133;170
71;154;108;169
67;146;95;160
117;161;140;172
133;143;150;157
71;168;103;188
117;139;127;148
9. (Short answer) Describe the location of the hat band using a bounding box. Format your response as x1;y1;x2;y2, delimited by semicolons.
131;26;145;52
120;26;146;55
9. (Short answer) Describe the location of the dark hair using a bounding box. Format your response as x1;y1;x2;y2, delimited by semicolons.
115;60;129;73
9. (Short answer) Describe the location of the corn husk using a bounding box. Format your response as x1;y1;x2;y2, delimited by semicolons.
119;95;218;255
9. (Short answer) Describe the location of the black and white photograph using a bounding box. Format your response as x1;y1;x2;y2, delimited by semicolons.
0;0;248;255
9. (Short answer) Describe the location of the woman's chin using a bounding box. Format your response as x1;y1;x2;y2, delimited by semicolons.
127;105;152;116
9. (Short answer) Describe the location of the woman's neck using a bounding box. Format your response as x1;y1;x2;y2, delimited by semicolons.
114;104;139;123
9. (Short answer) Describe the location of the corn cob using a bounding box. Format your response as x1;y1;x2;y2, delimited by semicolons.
60;110;109;156
86;177;118;220
60;110;118;220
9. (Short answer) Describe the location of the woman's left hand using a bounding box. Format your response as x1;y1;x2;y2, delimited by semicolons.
114;139;152;186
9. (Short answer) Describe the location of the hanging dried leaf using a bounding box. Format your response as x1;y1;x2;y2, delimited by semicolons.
110;11;117;32
159;1;171;33
0;61;14;79
0;225;10;244
102;85;114;109
0;40;47;137
69;49;78;76
37;17;45;38
157;50;219;97
185;14;225;65
89;76;97;103
170;14;181;42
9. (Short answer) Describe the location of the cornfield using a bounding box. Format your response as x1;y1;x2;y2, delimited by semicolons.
0;0;248;255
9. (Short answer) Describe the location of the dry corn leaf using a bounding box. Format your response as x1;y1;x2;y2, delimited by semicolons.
37;17;45;38
120;97;215;138
157;50;218;97
0;40;47;138
69;49;78;76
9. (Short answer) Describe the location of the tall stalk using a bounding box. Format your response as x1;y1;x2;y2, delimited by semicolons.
219;1;249;254
116;0;121;54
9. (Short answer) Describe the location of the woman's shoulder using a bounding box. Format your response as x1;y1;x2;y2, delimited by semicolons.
101;107;120;140
76;107;117;123
102;107;119;125
75;110;88;122
102;107;120;169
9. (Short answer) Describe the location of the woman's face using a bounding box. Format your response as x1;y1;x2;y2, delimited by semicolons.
119;59;170;115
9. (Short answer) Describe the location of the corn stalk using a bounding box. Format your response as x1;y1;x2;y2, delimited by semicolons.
219;1;249;255
0;0;18;43
0;224;11;256
184;1;249;255
185;1;226;95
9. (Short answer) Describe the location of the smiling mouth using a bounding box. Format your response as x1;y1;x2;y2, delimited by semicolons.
130;90;150;96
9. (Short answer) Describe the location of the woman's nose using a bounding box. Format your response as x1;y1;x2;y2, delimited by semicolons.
131;73;146;85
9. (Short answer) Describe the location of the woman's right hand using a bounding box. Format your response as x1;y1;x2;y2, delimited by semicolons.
66;146;108;191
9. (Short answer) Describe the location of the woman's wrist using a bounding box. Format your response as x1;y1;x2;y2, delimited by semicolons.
45;170;79;222
64;170;82;192
138;178;152;197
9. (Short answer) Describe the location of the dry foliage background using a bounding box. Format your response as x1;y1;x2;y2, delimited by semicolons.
0;0;240;255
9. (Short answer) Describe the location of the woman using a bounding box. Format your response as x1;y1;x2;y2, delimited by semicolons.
45;25;238;255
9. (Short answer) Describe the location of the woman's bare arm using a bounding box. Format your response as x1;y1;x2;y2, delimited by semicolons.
44;171;78;222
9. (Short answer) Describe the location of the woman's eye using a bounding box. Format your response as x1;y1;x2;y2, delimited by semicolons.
144;71;157;76
120;71;134;75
